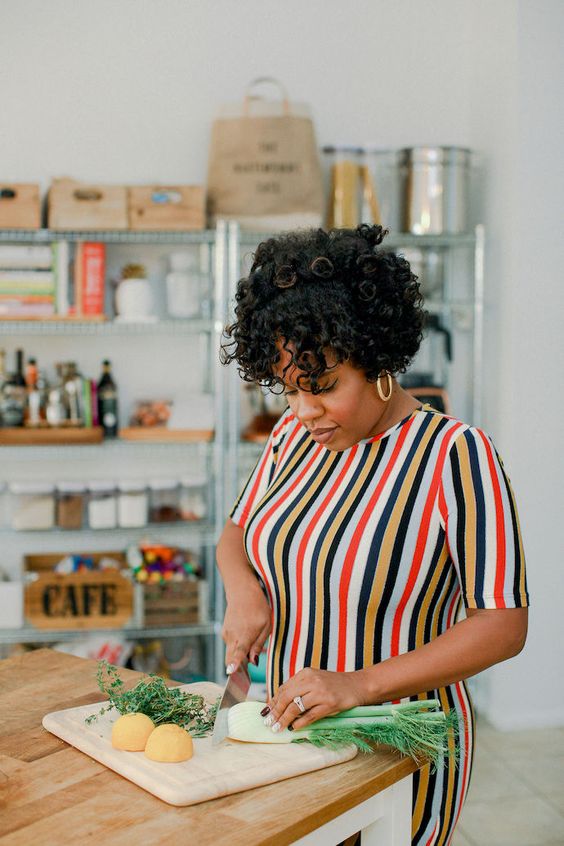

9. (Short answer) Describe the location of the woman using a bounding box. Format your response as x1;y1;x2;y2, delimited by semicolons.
217;224;528;845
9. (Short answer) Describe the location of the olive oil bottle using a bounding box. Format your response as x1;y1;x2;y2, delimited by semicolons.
97;359;118;438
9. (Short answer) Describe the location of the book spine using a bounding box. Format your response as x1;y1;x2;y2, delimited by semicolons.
90;380;99;426
82;378;92;427
81;243;105;316
0;245;53;269
53;241;69;316
72;243;83;316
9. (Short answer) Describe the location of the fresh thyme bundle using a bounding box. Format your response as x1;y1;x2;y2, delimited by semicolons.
85;660;219;738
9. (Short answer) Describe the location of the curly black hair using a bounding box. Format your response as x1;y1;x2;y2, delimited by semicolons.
221;224;425;394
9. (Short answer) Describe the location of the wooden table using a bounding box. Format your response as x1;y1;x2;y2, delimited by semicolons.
0;650;421;845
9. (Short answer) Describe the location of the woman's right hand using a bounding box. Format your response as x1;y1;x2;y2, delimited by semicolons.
222;583;271;672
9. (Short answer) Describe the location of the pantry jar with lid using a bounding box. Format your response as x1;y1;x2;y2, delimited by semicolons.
56;481;86;530
87;480;117;530
117;481;148;528
149;478;180;523
9;482;55;531
399;146;471;234
165;251;200;319
179;476;208;522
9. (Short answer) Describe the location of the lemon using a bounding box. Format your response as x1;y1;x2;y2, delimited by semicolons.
111;713;155;751
144;723;193;762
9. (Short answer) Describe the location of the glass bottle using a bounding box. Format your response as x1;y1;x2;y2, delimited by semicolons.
97;359;119;438
14;349;26;388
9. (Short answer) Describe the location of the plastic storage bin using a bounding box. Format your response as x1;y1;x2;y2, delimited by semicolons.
117;481;148;528
56;481;86;530
179;476;208;522
149;479;180;523
87;481;117;529
10;482;56;530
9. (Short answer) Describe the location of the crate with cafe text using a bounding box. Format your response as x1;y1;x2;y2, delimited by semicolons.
23;552;133;630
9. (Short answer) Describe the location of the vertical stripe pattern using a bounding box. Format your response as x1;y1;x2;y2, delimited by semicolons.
230;405;528;845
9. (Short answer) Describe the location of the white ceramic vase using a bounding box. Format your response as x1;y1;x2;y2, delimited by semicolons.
115;277;154;321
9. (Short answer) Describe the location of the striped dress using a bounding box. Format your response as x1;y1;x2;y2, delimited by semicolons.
230;404;528;845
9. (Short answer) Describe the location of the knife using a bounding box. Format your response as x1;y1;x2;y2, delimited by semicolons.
211;661;251;746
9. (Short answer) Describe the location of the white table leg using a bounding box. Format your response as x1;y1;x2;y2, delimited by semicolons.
291;774;413;846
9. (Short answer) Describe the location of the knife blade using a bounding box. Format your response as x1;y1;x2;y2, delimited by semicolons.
211;662;251;746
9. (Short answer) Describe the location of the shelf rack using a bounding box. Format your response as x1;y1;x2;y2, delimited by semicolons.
0;622;220;645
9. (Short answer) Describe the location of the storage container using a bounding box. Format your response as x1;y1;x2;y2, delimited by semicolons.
9;482;55;530
56;481;86;530
117;481;148;528
128;185;205;231
149;478;180;523
0;581;24;628
87;481;117;529
24;551;132;630
0;183;41;229
179;475;208;522
165;251;200;318
399;147;471;234
142;579;207;627
48;178;128;230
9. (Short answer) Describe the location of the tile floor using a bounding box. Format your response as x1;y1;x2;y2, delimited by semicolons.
452;718;564;846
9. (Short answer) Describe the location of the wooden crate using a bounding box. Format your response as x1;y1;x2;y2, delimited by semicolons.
0;183;41;229
142;580;206;627
48;178;128;230
128;185;205;231
24;552;133;630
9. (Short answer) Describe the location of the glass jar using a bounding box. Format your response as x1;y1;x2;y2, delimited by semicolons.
149;478;180;523
165;251;200;318
323;145;363;228
0;378;26;427
179;476;208;522
361;147;403;233
87;481;117;530
56;481;86;530
9;482;55;530
117;481;148;528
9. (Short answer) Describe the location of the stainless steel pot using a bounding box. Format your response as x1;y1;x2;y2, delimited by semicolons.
399;146;471;234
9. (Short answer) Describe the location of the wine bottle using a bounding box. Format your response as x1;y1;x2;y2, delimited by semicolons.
97;359;119;438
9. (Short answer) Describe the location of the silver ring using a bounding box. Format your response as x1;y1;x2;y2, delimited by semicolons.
293;695;306;714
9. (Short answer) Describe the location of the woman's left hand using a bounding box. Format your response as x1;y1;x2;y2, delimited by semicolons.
265;667;369;733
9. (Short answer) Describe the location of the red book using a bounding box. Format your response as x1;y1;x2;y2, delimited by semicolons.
81;243;105;316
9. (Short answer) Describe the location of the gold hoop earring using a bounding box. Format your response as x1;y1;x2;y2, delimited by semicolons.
376;372;393;402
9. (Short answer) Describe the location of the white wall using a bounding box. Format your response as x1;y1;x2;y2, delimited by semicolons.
1;0;563;728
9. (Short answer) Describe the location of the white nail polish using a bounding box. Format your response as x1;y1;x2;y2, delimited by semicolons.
263;714;274;727
271;722;281;733
226;663;235;675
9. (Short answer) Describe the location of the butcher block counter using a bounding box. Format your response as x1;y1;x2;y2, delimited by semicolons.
0;650;421;846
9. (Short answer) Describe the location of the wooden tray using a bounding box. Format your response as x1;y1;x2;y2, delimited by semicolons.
42;683;357;806
0;426;104;445
119;427;214;443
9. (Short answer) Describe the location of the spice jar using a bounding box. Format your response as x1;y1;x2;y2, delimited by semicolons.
87;480;117;530
56;481;86;530
117;481;148;528
10;482;55;530
179;476;208;522
149;479;180;523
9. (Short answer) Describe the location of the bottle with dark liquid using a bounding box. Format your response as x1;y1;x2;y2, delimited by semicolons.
97;359;118;438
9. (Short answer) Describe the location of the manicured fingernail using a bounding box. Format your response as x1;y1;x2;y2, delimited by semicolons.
226;663;235;675
260;706;270;717
271;722;281;733
263;714;274;727
287;724;294;732
253;654;259;666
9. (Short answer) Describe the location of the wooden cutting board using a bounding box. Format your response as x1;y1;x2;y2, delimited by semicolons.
42;681;358;807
